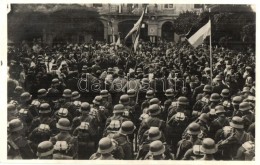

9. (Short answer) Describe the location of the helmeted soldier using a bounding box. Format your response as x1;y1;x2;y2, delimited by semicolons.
138;104;166;144
47;78;63;99
217;116;254;159
220;89;231;103
110;69;127;105
100;90;113;116
8;104;19;122
72;102;98;141
28;124;52;155
12;86;24;102
212;75;228;94
234;102;254;130
30;89;49;114
73;121;96;159
166;112;189;153
199;138;218;160
144;140;172;160
8;119;34;159
229;96;243;117
36;141;54;159
141;90;155;113
182;145;204;160
208;105;229;139
112;121;136;160
191;75;208;104
71;91;82;117
60;89;77;117
168;96;191;120
104;104;129;138
163;89;175;119
30;103;57;134
201;93;221;119
89;137;117;160
176;123;202;160
17;92;34;135
50;118;77;159
192;85;212;119
53;141;73;159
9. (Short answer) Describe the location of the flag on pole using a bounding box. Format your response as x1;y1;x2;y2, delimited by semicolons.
186;16;211;48
124;6;146;41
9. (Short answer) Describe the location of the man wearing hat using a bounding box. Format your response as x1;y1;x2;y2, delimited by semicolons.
50;118;77;159
60;89;77;118
168;96;191;120
234;102;254;130
72;102;98;141
164;89;175;117
36;141;54;159
235;141;255;160
28;124;52;155
8;119;34;159
220;89;231;104
199;138;218;160
182;144;204;160
228;96;243;118
208;105;229;139
89;137;117;160
110;69;127;105
218;116;254;159
30;88;49;114
192;85;212;119
141;90;155;113
30;103;57;135
176;123;202;160
201;93;221;115
7;104;19;122
144;140;172;160
192;75;208;104
112;121;136;160
100;90;113;116
18;92;38;117
212;75;228;95
138;104;166;144
166;112;189;154
71;91;82;116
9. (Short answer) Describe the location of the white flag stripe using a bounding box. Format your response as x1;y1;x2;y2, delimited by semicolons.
187;20;211;48
134;33;139;52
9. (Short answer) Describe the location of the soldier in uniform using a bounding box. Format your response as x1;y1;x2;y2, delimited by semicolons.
104;104;129;138
201;93;221;119
31;89;49;114
53;141;73;159
166;112;189;154
54;107;72;122
168;96;191;120
112;121;136;160
71;91;82;117
17;92;34;136
163;89;175;119
28;124;52;155
50;118;77;159
60;89;77;117
110;69;127;105
199;138;218;160
89;137;117;160
176;123;202;160
100;90;113;116
36;141;54;159
138;104;166;144
192;85;212;120
212;75;228;94
144;140;172;160
217;116;254;159
73;122;96;159
72;102;98;144
141;90;155;114
229;96;243;118
8;104;19;122
8;119;34;159
30;103;57;134
220;89;231;104
234;102;254;130
235;141;255;160
208;105;229;139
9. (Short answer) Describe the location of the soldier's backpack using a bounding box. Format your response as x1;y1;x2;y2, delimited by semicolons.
104;120;122;139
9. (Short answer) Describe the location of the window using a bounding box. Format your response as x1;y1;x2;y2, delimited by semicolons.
93;4;102;7
164;4;174;9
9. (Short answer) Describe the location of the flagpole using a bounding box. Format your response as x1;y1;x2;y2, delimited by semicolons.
209;8;213;85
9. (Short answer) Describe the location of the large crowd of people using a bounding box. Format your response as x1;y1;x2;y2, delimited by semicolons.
7;39;255;160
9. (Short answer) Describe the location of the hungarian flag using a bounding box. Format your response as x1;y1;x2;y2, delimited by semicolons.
124;6;146;51
186;16;211;48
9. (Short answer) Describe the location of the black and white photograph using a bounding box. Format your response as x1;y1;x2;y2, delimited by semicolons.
6;3;256;161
